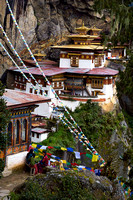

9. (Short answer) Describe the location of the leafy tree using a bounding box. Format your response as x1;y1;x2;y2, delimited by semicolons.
70;100;123;148
0;81;11;176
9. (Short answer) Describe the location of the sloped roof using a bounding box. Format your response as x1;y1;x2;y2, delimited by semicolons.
2;89;51;109
9;64;119;76
87;68;119;76
31;127;50;134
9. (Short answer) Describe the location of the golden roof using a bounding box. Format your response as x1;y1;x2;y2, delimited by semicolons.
52;44;106;50
75;22;90;32
34;53;46;57
88;26;102;31
67;35;98;39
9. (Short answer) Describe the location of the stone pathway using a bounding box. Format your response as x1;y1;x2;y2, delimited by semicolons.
0;171;29;199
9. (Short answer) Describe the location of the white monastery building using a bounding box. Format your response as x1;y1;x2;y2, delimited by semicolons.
7;24;126;114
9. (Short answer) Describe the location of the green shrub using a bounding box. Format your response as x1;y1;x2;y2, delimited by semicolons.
11;173;96;200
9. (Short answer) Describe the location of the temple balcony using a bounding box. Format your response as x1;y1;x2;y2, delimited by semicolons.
65;85;85;90
59;93;106;103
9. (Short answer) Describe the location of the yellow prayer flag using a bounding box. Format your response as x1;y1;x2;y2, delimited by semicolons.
39;149;43;152
92;154;98;162
120;182;124;186
128;188;131;193
73;168;78;170
60;167;65;171
32;144;37;148
61;160;67;164
61;147;67;151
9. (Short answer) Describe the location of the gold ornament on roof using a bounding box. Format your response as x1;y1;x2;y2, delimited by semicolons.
75;22;90;35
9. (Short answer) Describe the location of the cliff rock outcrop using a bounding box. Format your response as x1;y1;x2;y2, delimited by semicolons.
0;0;110;76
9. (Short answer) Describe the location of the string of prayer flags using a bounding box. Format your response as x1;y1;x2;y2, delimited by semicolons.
30;145;105;175
31;144;96;162
118;180;132;198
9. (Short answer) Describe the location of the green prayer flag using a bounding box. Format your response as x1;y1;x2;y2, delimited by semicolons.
86;154;92;159
54;146;60;149
67;162;71;165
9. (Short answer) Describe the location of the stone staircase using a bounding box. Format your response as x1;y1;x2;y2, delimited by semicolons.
2;167;12;178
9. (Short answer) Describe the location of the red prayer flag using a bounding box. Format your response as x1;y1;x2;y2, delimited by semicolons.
80;152;86;155
71;163;79;166
47;153;52;156
47;146;54;149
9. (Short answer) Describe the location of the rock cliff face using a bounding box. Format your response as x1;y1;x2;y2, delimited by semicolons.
0;0;110;76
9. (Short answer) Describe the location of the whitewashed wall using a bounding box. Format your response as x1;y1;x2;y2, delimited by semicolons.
31;133;49;143
60;58;70;68
87;81;114;99
32;102;52;118
6;151;28;170
79;59;94;69
60;100;82;111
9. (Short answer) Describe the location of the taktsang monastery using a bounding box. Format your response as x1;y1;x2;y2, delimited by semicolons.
7;24;125;115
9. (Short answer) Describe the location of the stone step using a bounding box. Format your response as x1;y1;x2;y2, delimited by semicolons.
2;168;12;177
0;189;10;200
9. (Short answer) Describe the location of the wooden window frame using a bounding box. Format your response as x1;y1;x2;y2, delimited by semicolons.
34;90;37;94
30;88;33;93
70;56;79;67
7;122;13;146
91;79;103;89
95;56;102;67
22;119;27;143
15;120;20;145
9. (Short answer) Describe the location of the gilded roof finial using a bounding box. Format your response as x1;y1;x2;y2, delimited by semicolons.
82;21;84;27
